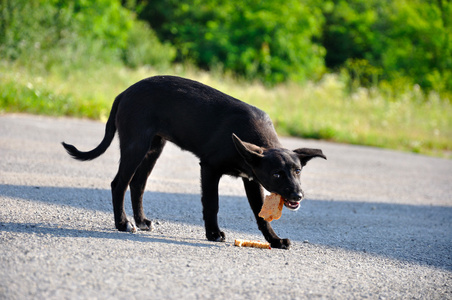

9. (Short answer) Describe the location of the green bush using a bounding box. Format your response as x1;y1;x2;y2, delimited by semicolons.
122;21;176;69
319;0;452;97
0;0;175;71
379;0;452;94
320;0;378;69
138;0;326;84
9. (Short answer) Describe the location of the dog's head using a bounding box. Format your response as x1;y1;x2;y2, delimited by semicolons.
232;134;326;211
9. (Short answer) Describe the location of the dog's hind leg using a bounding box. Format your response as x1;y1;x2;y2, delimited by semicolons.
200;162;225;242
242;179;291;249
111;139;152;232
129;136;166;231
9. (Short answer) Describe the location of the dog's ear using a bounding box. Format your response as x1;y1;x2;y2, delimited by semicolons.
293;148;326;165
232;134;264;165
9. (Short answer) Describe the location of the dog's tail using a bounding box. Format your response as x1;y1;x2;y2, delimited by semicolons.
62;92;123;161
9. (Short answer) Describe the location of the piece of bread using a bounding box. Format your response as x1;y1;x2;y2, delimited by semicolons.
258;193;284;222
234;239;271;249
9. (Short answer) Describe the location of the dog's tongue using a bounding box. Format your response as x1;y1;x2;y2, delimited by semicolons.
283;198;301;210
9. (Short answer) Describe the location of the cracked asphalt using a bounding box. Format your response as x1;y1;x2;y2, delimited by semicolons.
1;114;451;299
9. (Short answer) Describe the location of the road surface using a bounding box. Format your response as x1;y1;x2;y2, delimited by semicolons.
1;114;451;299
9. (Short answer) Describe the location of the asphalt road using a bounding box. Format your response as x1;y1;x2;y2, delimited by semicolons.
1;114;451;299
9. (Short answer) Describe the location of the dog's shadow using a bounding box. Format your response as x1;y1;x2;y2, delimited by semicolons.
1;184;451;271
1;221;219;248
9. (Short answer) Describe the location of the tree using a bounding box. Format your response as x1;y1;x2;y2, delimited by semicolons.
136;0;325;84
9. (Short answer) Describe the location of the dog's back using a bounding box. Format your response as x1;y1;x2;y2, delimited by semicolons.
116;76;281;166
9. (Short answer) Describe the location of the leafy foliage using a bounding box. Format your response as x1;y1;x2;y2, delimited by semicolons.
138;0;326;84
133;0;451;96
378;0;452;93
0;0;175;71
320;0;452;94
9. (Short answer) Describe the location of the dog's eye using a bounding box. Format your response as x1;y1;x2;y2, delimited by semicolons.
295;169;301;175
273;173;281;179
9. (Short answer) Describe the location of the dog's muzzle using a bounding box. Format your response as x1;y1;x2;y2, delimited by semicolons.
283;191;303;211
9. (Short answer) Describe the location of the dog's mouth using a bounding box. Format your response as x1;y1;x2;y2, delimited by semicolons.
264;189;302;211
282;198;301;211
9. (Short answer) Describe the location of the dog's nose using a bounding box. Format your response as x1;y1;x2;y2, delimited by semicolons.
285;189;303;201
291;192;303;201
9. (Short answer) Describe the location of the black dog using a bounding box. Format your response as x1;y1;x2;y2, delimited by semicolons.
62;76;326;249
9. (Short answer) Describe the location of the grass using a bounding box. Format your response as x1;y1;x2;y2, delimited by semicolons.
1;61;451;158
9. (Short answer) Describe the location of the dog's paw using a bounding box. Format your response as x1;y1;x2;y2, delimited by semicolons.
136;219;154;231
126;221;137;233
206;230;226;242
270;238;291;250
117;221;137;233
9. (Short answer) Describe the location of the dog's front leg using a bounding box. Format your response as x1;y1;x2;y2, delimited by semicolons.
242;179;291;249
200;162;225;242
